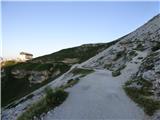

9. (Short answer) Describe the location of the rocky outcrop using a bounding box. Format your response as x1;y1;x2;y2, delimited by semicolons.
28;71;49;84
124;50;160;118
11;68;61;84
138;51;160;97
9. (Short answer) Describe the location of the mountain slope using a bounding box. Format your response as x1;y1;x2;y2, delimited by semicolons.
2;14;160;120
81;14;160;71
1;40;119;107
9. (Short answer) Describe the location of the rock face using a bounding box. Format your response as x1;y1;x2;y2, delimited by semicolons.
28;71;49;84
11;70;27;79
11;69;61;84
138;51;160;98
82;14;160;70
142;70;156;81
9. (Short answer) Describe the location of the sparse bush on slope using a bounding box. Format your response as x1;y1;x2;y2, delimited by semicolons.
151;42;160;52
112;70;121;77
60;78;80;89
1;60;18;68
71;68;94;76
32;40;120;64
124;76;160;116
17;87;68;120
124;85;160;116
17;76;83;120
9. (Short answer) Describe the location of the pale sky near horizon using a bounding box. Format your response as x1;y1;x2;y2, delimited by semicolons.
2;1;160;58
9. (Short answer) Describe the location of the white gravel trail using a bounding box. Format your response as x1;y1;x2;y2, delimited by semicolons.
43;67;145;120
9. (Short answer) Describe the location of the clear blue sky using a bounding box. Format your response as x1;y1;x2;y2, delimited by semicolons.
2;1;159;58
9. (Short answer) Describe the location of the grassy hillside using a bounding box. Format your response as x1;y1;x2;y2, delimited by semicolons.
2;62;70;107
31;41;119;64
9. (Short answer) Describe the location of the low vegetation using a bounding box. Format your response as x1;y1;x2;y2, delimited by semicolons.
125;50;138;61
17;73;83;119
71;68;94;76
124;78;160;116
113;51;124;61
6;94;34;109
119;64;126;71
151;42;160;52
128;50;138;57
2;62;70;107
60;78;80;89
15;62;69;72
142;55;154;70
137;57;143;60
136;44;145;51
112;70;121;77
17;87;68;120
1;60;18;68
32;40;120;64
104;63;112;69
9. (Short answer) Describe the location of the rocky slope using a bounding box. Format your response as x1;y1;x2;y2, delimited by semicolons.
124;50;160;118
1;14;160;120
79;13;160;118
81;14;160;71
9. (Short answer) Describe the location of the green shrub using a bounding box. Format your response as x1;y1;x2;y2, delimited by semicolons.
15;63;54;71
124;86;160;116
137;79;153;88
124;78;158;116
45;87;69;106
125;80;134;86
151;43;160;52
104;63;112;69
138;56;144;59
17;87;68;120
60;78;80;89
7;94;34;109
112;70;121;77
136;44;145;51
71;68;94;76
142;56;154;70
1;60;18;68
34;63;53;71
113;51;123;61
17;98;47;120
119;65;126;71
126;78;152;87
15;63;39;70
45;87;55;105
128;51;138;57
50;88;68;106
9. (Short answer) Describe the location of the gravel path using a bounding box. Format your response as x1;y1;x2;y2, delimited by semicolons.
43;69;145;120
